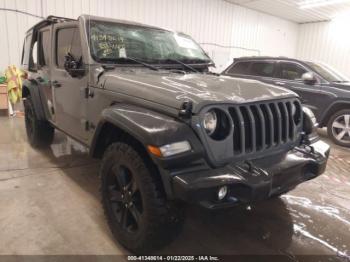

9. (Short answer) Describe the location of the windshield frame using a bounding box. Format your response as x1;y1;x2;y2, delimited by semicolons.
85;18;213;68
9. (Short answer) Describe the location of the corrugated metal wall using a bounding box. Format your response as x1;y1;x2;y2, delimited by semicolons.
297;17;350;78
0;0;298;72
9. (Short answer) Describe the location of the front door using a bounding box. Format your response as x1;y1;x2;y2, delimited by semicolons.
50;22;88;142
274;61;323;118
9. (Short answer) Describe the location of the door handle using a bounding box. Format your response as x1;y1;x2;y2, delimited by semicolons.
52;80;61;88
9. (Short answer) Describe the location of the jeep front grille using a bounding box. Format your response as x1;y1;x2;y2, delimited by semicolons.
228;99;302;155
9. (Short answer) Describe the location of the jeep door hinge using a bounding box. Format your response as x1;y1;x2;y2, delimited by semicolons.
85;87;94;99
179;100;193;118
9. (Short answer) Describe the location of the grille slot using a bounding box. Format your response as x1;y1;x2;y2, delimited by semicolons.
228;99;301;156
240;106;253;153
286;102;294;140
230;107;243;154
251;106;263;151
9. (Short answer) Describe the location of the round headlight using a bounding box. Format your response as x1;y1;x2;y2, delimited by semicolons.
203;110;218;135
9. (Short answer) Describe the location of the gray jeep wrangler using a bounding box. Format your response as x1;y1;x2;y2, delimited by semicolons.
21;15;330;253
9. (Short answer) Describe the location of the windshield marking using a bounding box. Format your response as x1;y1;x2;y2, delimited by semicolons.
87;20;210;66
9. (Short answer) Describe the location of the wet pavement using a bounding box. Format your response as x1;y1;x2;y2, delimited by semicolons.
0;116;350;260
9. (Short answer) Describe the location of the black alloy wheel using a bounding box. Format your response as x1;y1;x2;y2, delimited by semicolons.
107;164;143;234
100;142;184;254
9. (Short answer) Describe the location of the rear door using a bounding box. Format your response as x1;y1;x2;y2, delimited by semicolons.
224;61;252;78
224;60;277;85
36;27;54;121
248;61;277;85
50;22;89;142
22;29;54;121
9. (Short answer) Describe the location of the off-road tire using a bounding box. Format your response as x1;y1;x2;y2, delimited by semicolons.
327;109;350;147
100;142;184;254
23;97;54;148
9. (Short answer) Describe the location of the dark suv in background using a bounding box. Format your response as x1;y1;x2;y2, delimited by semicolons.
223;57;350;147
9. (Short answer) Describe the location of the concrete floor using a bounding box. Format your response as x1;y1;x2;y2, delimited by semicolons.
0;116;350;259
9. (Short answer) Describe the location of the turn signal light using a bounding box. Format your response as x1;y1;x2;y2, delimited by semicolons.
147;145;163;157
148;141;191;158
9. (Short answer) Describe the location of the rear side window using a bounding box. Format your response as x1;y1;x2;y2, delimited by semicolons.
21;34;33;66
56;27;82;68
279;62;307;81
38;30;51;66
250;62;275;77
227;62;251;75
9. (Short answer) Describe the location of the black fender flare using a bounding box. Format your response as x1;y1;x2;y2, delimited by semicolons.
90;103;203;158
89;104;205;198
22;79;46;120
319;100;350;126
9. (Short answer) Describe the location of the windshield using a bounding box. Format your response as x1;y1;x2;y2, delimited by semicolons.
87;20;211;65
306;62;349;83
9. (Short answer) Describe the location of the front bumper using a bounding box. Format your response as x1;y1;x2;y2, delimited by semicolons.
171;140;330;209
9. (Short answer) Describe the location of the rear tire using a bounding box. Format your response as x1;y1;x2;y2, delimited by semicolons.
327;109;350;147
100;142;184;254
23;97;54;148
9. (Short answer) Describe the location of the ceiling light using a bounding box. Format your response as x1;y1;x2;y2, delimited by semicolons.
299;0;350;9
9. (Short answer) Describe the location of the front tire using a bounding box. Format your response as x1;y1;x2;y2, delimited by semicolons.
100;142;184;254
327;109;350;147
23;97;54;148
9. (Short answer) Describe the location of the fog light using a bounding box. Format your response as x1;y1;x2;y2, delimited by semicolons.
218;186;228;200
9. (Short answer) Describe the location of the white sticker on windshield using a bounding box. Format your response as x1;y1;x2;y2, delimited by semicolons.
119;47;127;58
174;34;198;50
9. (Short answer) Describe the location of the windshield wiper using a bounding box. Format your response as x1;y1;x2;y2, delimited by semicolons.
99;57;159;71
179;58;213;64
172;59;199;73
160;58;199;73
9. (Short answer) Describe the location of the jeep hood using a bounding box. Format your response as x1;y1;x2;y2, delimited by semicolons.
101;69;297;113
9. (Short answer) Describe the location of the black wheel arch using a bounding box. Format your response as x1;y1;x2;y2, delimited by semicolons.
89;104;203;160
22;80;47;121
89;104;205;199
320;101;350;127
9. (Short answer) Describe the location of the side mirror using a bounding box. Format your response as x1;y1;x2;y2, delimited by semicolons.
302;72;317;85
64;53;85;78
